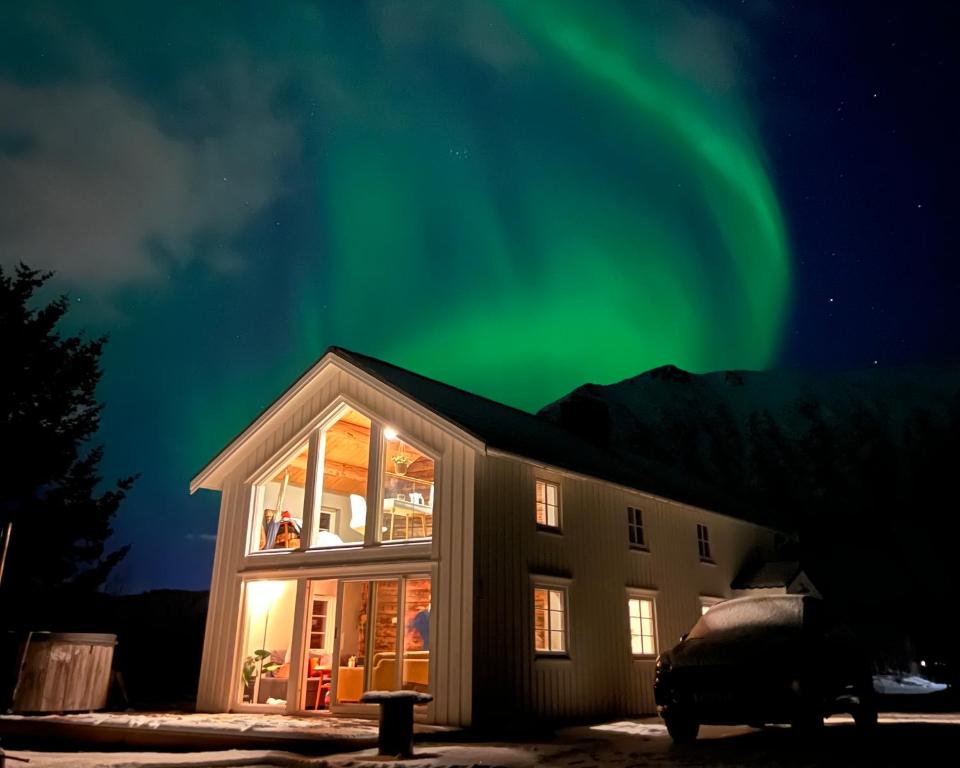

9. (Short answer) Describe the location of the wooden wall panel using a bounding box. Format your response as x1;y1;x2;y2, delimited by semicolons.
472;453;777;726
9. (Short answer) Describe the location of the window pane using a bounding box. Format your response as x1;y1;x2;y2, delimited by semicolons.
535;608;547;631
546;484;558;506
382;431;434;542
534;588;548;610
642;635;656;655
314;409;371;549
550;630;565;652
239;580;297;705
535;628;548;651
552;611;565;633
403;578;431;692
255;445;309;551
536;480;546;505
549;590;564;612
628;599;639;619
640;599;652;619
536;501;547;525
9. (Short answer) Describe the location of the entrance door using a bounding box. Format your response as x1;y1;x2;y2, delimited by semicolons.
333;575;431;705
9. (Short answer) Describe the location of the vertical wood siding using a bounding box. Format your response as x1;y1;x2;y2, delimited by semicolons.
197;365;474;725
472;454;776;726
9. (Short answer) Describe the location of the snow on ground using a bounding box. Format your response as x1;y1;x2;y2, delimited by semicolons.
7;714;960;768
0;712;386;738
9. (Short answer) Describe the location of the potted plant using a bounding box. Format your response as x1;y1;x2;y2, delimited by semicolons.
242;649;280;702
392;453;410;475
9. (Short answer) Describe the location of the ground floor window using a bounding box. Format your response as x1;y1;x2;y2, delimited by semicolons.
627;594;657;657
336;576;432;703
533;585;567;654
238;579;298;706
237;573;432;712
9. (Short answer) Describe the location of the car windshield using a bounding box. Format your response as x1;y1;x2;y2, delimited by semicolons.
688;596;806;639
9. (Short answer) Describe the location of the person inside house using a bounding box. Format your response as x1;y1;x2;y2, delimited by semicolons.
408;603;430;651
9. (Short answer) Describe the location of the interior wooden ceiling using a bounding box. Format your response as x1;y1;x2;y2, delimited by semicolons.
268;409;434;496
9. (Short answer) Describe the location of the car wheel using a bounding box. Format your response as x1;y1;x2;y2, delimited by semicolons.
664;712;700;743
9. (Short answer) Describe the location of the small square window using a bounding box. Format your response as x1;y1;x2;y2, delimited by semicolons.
627;506;647;549
533;586;567;653
628;596;657;656
535;480;561;529
697;523;712;562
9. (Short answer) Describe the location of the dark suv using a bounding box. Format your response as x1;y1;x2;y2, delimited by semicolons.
654;595;876;742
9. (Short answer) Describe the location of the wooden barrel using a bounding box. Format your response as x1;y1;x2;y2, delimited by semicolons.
12;632;116;713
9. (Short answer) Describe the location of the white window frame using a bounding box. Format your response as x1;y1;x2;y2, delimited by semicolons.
697;523;713;563
377;429;439;545
243;397;442;556
535;479;562;531
246;438;314;555
626;588;658;659
627;506;647;550
531;576;570;656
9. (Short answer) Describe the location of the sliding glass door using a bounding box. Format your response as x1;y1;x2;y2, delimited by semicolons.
334;575;431;705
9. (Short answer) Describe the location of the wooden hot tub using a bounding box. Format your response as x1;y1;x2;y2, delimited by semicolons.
13;632;116;713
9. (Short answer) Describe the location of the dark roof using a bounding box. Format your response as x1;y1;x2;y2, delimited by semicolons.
332;347;762;523
731;561;803;590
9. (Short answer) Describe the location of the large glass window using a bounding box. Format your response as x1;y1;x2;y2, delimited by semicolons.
312;409;371;548
337;576;432;703
253;445;309;551
238;580;297;706
381;429;434;542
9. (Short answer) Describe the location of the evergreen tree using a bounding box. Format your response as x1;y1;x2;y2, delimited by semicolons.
0;264;133;602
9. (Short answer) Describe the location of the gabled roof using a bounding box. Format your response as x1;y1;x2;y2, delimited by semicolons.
192;346;763;524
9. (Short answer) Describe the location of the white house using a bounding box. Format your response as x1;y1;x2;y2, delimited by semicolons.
191;347;783;727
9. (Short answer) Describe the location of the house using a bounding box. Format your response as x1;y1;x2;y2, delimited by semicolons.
731;560;820;598
191;347;784;727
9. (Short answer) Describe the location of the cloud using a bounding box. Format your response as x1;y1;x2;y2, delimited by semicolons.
0;63;298;288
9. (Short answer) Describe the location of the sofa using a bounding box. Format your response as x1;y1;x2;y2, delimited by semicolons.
370;650;430;691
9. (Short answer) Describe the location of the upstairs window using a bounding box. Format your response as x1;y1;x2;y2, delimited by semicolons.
697;523;712;562
314;409;371;548
381;429;435;542
533;586;567;654
535;480;561;530
253;443;309;551
627;506;646;549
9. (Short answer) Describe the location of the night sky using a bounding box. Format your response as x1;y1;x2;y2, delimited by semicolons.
1;1;956;592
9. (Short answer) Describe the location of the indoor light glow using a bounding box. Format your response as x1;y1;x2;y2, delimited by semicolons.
246;580;285;617
383;427;398;441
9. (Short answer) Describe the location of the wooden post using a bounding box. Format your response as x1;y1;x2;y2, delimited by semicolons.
361;691;433;758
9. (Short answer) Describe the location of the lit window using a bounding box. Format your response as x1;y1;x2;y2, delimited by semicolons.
533;586;567;653
314;408;371;548
381;431;435;542
535;480;560;529
627;506;646;549
628;597;657;656
697;523;712;562
253;444;309;551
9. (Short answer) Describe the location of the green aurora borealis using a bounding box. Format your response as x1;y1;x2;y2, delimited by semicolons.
291;0;789;411
2;0;791;589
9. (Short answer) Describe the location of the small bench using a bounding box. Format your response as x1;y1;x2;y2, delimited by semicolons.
360;690;434;757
